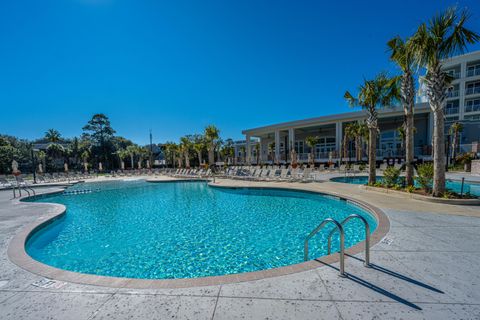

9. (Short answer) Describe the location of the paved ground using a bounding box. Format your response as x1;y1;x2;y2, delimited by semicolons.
0;175;479;319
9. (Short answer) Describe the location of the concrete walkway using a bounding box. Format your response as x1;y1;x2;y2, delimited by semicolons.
0;178;479;319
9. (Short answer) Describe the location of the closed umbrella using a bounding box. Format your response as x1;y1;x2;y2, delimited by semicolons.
291;149;298;168
12;160;19;174
38;163;43;174
64;163;68;172
138;161;142;169
121;161;125;170
99;162;103;172
84;162;88;172
146;160;150;169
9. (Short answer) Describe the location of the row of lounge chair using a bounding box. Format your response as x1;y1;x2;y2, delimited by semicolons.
221;166;318;182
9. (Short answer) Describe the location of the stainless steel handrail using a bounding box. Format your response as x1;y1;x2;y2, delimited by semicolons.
327;214;370;267
304;218;345;277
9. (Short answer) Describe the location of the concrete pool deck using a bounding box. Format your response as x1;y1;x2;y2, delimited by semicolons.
0;176;479;319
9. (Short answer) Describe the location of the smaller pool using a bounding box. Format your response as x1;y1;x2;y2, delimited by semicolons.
330;176;480;197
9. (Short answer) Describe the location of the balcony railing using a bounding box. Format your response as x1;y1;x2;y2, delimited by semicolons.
447;89;459;98
465;87;480;95
447;71;461;79
445;107;459;115
465;103;480;113
467;67;480;77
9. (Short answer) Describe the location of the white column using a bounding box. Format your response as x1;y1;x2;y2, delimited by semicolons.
274;130;280;162
335;122;343;156
258;138;263;163
245;134;251;164
288;128;295;153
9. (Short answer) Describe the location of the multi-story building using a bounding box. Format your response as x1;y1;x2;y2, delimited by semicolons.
236;51;480;165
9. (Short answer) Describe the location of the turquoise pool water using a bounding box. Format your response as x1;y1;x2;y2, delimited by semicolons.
26;180;377;280
330;176;480;197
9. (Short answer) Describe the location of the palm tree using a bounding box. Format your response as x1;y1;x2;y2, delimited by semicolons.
125;145;138;169
204;125;220;166
342;123;356;164
240;146;246;163
164;142;178;168
268;142;275;162
354;122;368;161
388;36;416;186
304;136;319;166
345;73;398;184
449;122;464;164
254;143;260;165
192;135;205;166
116;148;129;170
45;129;61;143
180;136;192;168
410;8;479;196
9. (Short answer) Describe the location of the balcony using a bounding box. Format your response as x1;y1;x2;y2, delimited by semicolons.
445;107;459;115
465;87;480;95
467;66;480;77
465;103;480;113
447;70;461;79
446;90;459;98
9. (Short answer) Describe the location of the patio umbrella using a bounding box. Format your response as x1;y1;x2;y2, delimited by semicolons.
38;163;43;174
64;163;68;172
12;160;19;174
121;161;125;170
99;162;103;172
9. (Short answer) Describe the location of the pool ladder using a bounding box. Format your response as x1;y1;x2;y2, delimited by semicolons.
304;214;370;277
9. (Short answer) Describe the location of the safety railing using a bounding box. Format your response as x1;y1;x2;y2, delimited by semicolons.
304;218;345;277
327;214;370;267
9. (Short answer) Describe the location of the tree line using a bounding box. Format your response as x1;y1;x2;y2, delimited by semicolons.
0;114;234;174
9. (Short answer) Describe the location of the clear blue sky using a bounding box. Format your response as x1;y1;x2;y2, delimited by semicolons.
1;0;479;144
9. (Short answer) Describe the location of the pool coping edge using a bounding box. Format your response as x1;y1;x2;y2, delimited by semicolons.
7;180;390;289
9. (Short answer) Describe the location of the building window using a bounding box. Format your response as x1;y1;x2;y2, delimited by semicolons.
464;114;480;121
314;137;336;157
465;81;480;95
445;100;459;115
295;141;304;154
465;98;480;113
467;64;480;77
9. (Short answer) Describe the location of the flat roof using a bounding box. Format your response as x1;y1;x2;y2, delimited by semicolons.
242;102;430;135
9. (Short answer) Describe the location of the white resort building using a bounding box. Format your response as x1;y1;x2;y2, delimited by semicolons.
234;51;480;165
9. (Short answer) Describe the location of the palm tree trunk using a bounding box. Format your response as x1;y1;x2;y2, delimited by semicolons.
130;155;134;169
197;152;203;166
451;132;457;165
184;152;190;168
208;146;215;165
405;113;414;186
368;128;377;185
432;109;446;196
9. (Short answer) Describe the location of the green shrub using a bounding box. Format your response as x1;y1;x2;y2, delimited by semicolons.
405;185;416;193
393;184;402;190
383;166;401;187
373;182;383;188
417;162;434;192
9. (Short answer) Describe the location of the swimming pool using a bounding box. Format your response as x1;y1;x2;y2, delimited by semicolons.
25;180;377;280
330;176;480;197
